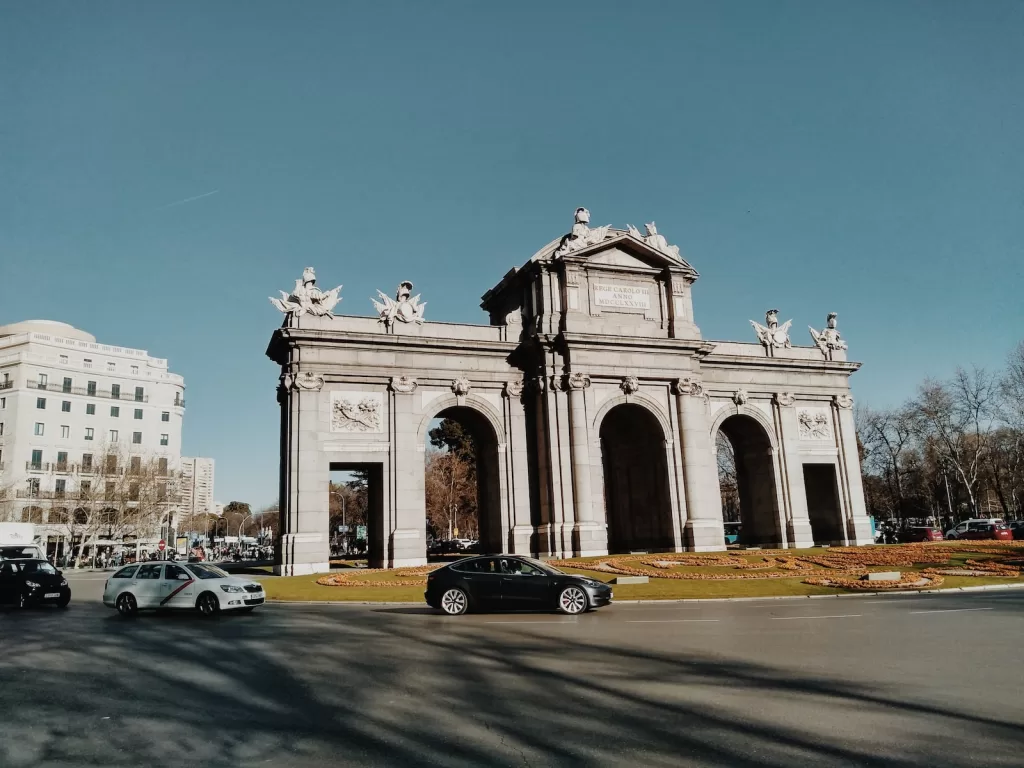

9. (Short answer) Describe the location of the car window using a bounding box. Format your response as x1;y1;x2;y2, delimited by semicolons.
136;564;163;580
499;559;544;576
451;558;496;574
164;564;189;581
112;565;139;579
0;546;39;560
186;564;229;580
21;561;57;575
0;562;15;577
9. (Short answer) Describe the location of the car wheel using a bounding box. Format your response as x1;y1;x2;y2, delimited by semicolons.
196;592;220;617
557;586;589;615
116;593;138;617
57;593;71;609
439;587;469;615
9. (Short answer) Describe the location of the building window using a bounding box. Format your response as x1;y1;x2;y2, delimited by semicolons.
60;425;70;439
30;449;43;469
110;406;120;417
158;457;168;475
134;408;143;420
107;362;115;372
28;478;40;497
86;403;95;415
105;454;117;473
105;482;115;501
84;427;94;441
132;431;142;445
157;482;167;501
36;397;46;409
79;480;91;496
131;365;139;375
62;400;71;412
57;451;68;467
84;358;93;369
134;386;144;402
109;429;119;443
38;373;48;387
130;456;141;473
160;433;169;446
0;422;4;436
129;483;140;502
82;454;93;472
62;377;72;393
59;355;68;365
161;411;169;422
0;396;5;409
87;380;97;396
34;423;44;436
111;384;120;399
55;479;66;498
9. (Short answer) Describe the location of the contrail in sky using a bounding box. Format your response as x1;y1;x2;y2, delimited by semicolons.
156;189;220;209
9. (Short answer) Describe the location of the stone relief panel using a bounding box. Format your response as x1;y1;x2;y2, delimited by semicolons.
330;391;384;434
797;408;832;441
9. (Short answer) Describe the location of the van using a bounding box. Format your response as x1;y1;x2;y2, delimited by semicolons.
0;523;47;561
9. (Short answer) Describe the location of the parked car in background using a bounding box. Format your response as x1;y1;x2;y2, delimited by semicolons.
956;522;1013;541
945;519;1004;540
426;555;613;615
1008;521;1024;541
0;559;71;609
899;526;944;543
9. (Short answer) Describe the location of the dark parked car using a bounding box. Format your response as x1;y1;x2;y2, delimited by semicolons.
959;523;1013;541
0;559;71;609
1008;521;1024;541
899;526;944;543
425;555;613;616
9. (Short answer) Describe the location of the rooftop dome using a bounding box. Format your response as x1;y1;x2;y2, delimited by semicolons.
0;320;96;343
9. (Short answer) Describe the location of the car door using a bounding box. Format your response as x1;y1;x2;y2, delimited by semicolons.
159;564;196;608
132;563;166;607
498;558;552;609
0;562;18;604
456;558;504;607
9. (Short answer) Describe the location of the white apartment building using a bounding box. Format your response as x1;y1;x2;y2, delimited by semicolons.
180;457;215;517
0;320;186;553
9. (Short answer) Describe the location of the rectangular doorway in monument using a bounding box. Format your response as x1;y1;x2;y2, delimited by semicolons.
803;464;845;546
328;463;384;568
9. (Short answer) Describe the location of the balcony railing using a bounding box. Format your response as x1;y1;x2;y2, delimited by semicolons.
27;380;149;403
23;461;176;478
0;380;12;391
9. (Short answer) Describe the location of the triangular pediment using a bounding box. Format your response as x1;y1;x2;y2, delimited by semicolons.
565;233;699;278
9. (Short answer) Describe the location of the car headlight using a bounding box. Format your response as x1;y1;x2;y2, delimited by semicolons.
219;585;244;593
25;581;41;589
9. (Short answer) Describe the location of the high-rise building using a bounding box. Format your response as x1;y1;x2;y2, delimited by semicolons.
180;457;215;517
0;320;186;555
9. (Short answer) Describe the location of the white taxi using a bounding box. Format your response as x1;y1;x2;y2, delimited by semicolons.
102;561;266;617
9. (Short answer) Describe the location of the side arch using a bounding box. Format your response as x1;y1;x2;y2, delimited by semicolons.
709;403;778;451
416;393;508;447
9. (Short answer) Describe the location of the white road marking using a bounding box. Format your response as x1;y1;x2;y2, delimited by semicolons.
909;607;995;615
771;614;862;621
625;619;720;623
484;620;579;624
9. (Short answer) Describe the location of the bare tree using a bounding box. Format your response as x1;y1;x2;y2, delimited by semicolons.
425;450;476;539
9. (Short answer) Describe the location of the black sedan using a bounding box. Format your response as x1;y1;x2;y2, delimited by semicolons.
425;555;612;615
0;559;71;609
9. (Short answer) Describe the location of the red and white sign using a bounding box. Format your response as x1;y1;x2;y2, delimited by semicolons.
158;539;167;551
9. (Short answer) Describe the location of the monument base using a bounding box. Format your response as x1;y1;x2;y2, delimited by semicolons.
685;519;725;552
276;532;330;576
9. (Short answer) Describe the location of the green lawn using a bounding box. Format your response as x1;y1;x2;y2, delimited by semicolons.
253;544;1024;603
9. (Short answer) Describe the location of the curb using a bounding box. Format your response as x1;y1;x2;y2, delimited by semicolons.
264;582;1024;607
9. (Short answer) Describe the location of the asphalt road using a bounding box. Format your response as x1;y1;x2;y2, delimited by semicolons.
1;574;1022;768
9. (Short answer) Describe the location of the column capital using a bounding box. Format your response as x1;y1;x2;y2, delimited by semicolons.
389;376;418;393
671;376;703;397
774;391;795;407
564;372;591;391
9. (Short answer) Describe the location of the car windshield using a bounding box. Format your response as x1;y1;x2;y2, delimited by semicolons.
20;561;58;575
515;556;564;576
0;546;40;560
186;564;230;580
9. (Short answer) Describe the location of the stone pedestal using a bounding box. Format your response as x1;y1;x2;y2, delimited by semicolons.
276;532;329;576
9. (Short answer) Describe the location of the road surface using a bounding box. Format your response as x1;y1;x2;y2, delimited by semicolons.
1;572;1022;767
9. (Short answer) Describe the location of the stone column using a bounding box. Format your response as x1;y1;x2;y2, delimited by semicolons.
276;372;330;576
504;380;534;554
833;394;874;545
773;392;815;548
673;377;724;551
389;377;427;567
567;372;604;556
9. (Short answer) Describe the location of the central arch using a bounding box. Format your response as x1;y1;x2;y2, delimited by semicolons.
599;403;674;553
716;414;782;547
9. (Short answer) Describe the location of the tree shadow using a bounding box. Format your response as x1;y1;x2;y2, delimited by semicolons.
1;601;1022;767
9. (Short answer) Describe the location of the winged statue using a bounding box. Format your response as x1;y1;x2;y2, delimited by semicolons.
750;309;792;349
809;312;848;358
373;281;426;328
269;267;342;318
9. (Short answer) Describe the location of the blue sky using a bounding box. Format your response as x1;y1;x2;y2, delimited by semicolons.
2;1;1021;506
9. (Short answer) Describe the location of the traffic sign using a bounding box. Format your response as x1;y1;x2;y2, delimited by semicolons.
158;539;166;551
356;525;367;540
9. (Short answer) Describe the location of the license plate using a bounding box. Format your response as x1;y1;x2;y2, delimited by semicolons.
44;592;61;599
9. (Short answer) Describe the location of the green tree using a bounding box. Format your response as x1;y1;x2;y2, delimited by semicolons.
429;419;476;463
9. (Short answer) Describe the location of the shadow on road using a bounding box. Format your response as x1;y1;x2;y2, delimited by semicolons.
1;596;1022;767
